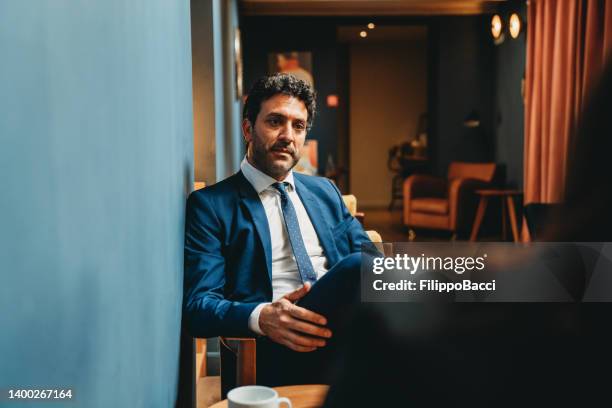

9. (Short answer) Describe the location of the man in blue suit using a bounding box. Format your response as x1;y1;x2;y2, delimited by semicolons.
183;74;371;386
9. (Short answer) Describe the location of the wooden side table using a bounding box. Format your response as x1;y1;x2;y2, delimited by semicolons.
209;384;329;408
470;189;523;242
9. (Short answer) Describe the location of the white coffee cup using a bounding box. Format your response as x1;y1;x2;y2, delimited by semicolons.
227;385;292;408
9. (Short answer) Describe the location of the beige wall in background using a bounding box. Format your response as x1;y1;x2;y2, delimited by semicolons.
349;35;427;208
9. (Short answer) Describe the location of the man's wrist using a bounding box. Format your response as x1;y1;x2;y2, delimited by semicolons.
248;302;271;336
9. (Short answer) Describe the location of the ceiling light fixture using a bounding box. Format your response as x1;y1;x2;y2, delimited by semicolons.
367;23;375;29
360;30;367;38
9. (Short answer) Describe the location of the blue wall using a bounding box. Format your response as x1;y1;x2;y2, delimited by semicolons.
0;1;193;407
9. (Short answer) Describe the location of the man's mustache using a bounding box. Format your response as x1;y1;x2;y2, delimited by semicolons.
269;143;297;156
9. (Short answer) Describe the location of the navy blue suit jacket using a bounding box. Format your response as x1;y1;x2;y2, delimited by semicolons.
183;171;370;338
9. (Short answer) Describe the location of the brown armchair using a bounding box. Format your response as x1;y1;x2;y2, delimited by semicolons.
403;162;500;237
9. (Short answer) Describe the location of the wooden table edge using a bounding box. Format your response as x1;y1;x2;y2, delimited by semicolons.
209;384;330;408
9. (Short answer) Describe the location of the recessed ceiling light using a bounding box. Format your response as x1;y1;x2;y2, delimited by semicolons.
367;23;375;29
360;30;367;38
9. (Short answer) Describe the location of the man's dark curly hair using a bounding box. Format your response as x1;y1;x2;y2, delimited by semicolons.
243;73;317;131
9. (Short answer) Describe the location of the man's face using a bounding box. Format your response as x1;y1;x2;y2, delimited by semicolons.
243;94;308;180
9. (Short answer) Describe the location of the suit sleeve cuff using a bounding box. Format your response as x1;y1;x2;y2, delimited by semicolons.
248;302;271;336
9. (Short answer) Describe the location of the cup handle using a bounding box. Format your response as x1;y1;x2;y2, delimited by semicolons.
278;397;292;408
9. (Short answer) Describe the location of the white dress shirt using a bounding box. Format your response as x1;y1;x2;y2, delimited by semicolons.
240;157;328;335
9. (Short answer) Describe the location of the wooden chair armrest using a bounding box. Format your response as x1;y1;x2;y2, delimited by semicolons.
195;338;207;379
220;337;257;387
342;194;357;216
366;230;382;243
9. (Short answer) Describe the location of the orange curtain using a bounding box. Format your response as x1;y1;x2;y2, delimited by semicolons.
523;0;612;240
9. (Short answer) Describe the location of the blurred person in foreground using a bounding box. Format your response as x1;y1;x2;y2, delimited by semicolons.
323;61;612;407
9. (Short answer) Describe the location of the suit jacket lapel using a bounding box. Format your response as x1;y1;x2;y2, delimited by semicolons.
294;176;340;267
235;171;272;282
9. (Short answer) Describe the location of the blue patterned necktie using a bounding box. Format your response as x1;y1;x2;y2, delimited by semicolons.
273;182;318;284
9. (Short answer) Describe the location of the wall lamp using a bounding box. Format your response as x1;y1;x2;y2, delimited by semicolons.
491;12;523;44
491;14;504;44
509;13;522;39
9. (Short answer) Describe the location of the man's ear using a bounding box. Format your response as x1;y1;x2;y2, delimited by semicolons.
241;118;253;144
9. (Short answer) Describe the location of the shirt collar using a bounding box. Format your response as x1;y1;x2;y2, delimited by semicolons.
240;156;295;194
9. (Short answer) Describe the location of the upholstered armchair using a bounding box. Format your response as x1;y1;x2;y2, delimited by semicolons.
403;162;500;238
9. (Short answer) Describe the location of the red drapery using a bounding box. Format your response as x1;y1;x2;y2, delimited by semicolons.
523;0;612;239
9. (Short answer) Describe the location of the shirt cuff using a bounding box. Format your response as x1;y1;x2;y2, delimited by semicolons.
248;302;271;336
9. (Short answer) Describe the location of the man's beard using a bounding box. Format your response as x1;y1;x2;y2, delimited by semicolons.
249;130;300;179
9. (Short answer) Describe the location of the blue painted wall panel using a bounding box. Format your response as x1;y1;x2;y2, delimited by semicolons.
0;1;193;407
